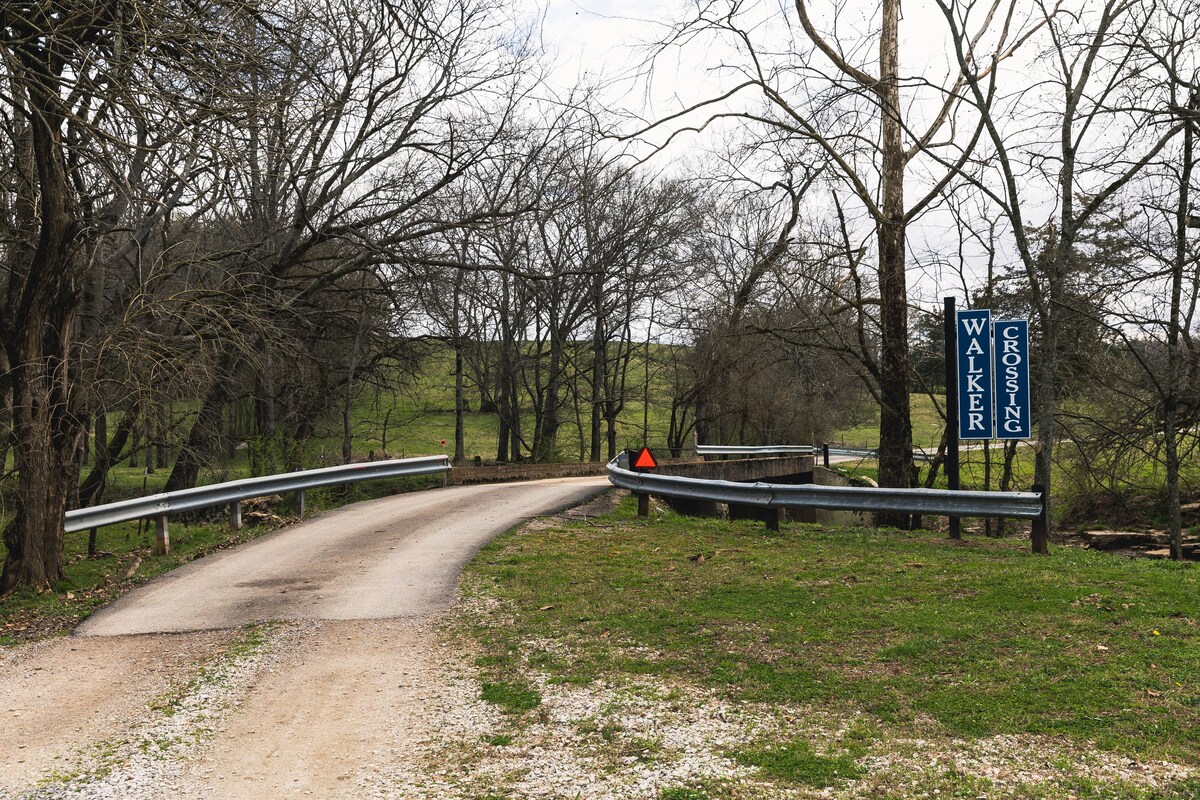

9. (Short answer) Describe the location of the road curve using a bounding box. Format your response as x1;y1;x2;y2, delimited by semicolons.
77;476;609;637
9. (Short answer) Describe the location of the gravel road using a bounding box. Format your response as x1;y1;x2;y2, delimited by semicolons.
2;477;608;799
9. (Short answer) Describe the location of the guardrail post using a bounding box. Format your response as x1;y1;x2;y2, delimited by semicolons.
154;515;170;556
296;489;306;519
637;492;650;516
1031;484;1049;554
822;443;830;468
229;500;242;530
765;507;780;532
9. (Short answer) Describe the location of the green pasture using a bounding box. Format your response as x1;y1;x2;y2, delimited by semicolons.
459;496;1200;797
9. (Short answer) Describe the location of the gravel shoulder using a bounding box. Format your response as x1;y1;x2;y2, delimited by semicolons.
1;478;608;798
166;618;449;799
0;630;237;795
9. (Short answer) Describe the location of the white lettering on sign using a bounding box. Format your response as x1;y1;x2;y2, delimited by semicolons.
957;309;994;439
992;319;1031;440
961;317;987;336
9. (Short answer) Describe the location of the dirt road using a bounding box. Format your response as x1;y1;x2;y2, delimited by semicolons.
1;477;608;799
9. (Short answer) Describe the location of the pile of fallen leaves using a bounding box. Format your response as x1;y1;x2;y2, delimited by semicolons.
0;548;154;645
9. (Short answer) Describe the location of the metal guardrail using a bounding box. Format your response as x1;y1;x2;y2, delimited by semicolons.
695;443;935;462
695;444;816;457
607;459;1044;520
824;446;877;459
65;456;452;550
823;446;936;463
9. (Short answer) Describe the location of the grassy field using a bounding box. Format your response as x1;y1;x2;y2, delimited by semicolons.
832;391;945;451
0;346;674;507
453;496;1200;798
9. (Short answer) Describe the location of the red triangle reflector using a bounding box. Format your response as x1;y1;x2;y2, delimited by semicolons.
633;446;658;470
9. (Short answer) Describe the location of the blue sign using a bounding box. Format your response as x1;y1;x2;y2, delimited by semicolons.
957;309;993;440
993;320;1031;439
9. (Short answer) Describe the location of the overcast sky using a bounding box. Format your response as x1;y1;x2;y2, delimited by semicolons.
525;1;1141;312
528;1;979;302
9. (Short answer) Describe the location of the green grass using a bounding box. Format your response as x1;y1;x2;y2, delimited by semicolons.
832;391;945;450
483;733;514;747
334;345;679;464
733;738;865;787
461;497;1200;765
659;789;707;800
479;680;541;713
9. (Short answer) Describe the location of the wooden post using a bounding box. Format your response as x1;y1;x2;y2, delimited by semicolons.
765;507;780;532
944;297;962;540
637;492;650;517
1031;484;1050;554
296;489;306;518
822;443;830;468
230;500;242;530
154;515;170;556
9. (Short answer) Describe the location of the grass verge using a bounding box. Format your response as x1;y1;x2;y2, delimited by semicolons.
459;495;1200;795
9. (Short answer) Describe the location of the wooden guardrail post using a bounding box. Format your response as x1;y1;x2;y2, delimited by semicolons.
154;515;170;555
1031;484;1049;554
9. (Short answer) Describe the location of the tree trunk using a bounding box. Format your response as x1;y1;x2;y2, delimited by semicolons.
343;312;366;465
156;405;168;468
128;423;140;468
1165;104;1193;561
164;382;229;493
143;415;156;473
507;371;522;462
535;335;563;462
495;370;511;462
454;344;466;463
1032;299;1057;555
2;358;82;592
873;0;914;527
590;317;604;462
0;350;11;473
1;66;86;594
606;413;619;460
79;406;137;508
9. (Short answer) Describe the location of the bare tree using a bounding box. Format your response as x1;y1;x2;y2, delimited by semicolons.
633;0;1039;525
160;0;536;490
0;0;262;591
938;0;1188;551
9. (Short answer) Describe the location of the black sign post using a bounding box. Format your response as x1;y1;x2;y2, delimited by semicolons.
944;297;961;540
631;446;658;517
